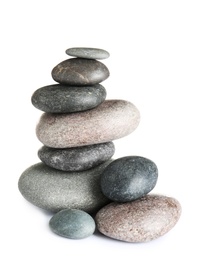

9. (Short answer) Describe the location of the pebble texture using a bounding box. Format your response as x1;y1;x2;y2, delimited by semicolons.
95;195;182;242
66;47;110;60
36;100;140;148
49;209;95;239
101;156;158;202
38;142;115;171
31;84;107;113
18;162;111;213
52;58;110;85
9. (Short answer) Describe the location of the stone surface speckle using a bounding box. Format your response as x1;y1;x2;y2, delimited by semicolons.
36;100;140;148
49;209;95;239
31;84;106;113
51;58;110;85
95;195;182;242
38;142;115;171
18;161;112;213
66;47;110;60
101;156;158;202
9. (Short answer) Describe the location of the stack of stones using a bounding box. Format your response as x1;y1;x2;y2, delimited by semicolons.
18;48;181;242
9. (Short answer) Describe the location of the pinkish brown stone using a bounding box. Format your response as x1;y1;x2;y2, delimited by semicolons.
95;195;181;242
36;100;140;148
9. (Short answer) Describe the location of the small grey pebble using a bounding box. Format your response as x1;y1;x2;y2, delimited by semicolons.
66;47;110;60
49;209;95;239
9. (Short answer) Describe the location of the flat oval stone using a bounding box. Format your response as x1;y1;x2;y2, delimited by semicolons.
101;156;158;202
18;162;111;213
36;100;140;148
31;84;106;113
38;142;115;171
49;209;95;239
95;195;182;242
66;47;110;60
51;58;110;85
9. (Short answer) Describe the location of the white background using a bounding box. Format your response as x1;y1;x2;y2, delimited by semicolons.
1;0;199;259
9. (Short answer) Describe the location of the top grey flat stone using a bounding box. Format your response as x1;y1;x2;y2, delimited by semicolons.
66;47;110;60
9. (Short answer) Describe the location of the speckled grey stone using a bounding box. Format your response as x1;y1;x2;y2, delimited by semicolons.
49;209;95;239
66;47;110;60
36;100;140;148
38;142;115;171
18;161;112;213
101;156;158;202
95;195;182;242
31;84;107;113
51;58;110;85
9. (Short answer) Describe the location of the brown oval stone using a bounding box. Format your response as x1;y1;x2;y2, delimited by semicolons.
36;100;140;148
51;58;110;85
95;195;181;242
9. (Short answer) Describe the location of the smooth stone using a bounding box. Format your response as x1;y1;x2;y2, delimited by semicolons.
38;142;115;171
18;161;111;213
95;195;182;242
49;209;95;239
36;100;140;148
66;47;110;60
101;156;158;202
51;58;110;85
31;84;106;113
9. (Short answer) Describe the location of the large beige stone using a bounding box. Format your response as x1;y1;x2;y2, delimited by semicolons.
36;100;140;148
95;195;182;242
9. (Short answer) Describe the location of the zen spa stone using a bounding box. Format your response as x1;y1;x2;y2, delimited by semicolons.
101;156;158;202
36;100;140;148
49;209;95;239
31;84;107;113
51;58;109;85
38;142;115;171
66;47;110;60
95;195;182;242
18;161;111;213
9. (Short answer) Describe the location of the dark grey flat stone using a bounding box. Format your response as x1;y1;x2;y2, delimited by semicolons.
31;84;106;113
66;47;110;60
101;156;158;202
49;209;95;239
51;58;110;85
38;142;115;171
18;162;112;213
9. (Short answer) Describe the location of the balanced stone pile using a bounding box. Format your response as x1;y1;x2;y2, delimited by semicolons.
18;47;181;242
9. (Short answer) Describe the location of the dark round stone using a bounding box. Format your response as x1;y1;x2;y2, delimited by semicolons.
66;47;110;60
49;209;95;239
31;84;106;113
51;58;110;85
100;156;158;202
38;142;115;171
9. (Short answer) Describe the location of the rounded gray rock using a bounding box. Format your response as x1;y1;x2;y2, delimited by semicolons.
51;58;110;85
31;84;107;113
36;100;140;148
101;156;158;202
49;209;95;239
38;142;115;171
18;162;111;213
66;47;110;60
95;195;182;242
